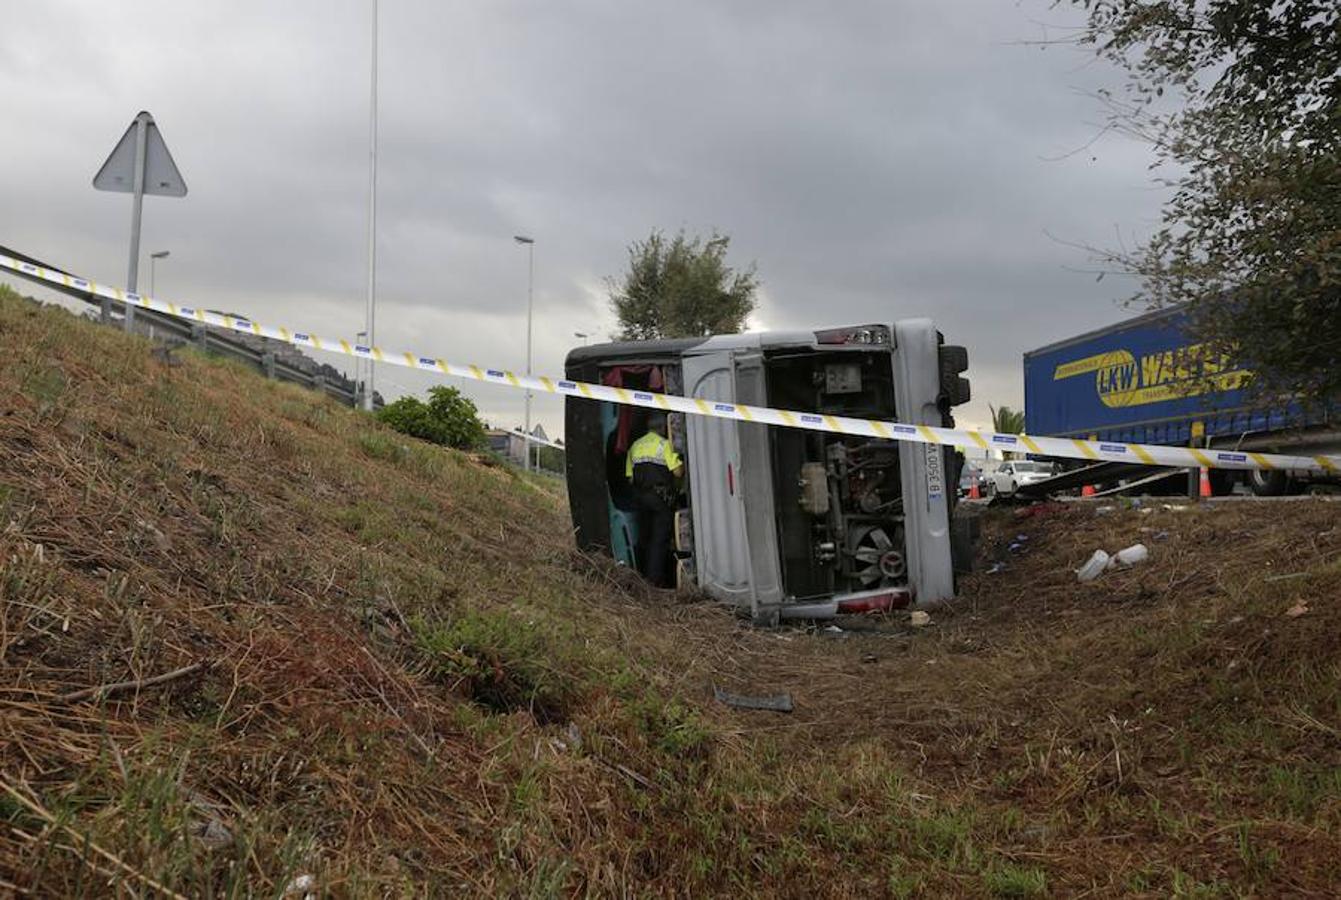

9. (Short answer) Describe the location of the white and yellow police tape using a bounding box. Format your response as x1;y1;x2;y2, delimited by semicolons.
4;252;1338;476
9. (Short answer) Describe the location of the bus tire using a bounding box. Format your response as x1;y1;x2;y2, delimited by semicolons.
1248;469;1291;497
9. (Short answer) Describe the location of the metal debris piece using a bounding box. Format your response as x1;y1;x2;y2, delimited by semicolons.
713;686;794;713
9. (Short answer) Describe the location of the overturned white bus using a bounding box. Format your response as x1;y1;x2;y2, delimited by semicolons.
563;320;973;623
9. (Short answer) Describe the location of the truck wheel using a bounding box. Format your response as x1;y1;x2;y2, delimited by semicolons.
1248;469;1291;497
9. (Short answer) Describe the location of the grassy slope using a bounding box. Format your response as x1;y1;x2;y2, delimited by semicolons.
1;285;1339;897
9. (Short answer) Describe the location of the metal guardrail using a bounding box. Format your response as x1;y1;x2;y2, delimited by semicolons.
137;305;365;407
3;244;367;408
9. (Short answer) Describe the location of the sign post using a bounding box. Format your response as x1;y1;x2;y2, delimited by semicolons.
93;111;187;330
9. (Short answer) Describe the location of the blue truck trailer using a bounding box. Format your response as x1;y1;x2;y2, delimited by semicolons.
1024;306;1340;496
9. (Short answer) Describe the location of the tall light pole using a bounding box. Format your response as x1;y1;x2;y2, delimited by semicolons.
149;250;169;296
574;331;590;346
362;0;380;412
514;235;535;470
356;330;368;406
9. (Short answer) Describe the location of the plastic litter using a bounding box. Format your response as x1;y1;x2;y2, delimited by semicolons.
284;875;317;898
1108;543;1150;569
1076;549;1111;582
192;817;233;850
909;610;932;627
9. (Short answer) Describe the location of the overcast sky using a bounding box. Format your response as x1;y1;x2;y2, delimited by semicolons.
1;1;1164;436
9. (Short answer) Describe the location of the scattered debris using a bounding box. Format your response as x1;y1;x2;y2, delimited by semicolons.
861;653;878;664
1161;504;1191;512
1076;549;1111;582
713;686;794;713
1108;543;1150;569
283;874;317;898
909;610;932;627
134;518;172;552
1014;502;1066;520
191;817;233;851
54;660;209;704
1284;603;1310;619
1094;505;1116;516
595;756;655;790
985;561;1008;575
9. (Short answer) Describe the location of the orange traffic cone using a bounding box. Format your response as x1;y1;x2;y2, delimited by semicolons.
969;481;981;500
1199;467;1213;498
1081;484;1096;497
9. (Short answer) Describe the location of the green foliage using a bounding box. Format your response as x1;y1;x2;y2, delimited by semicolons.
1067;0;1341;402
416;611;577;723
609;229;758;339
535;444;566;473
982;863;1047;897
375;385;486;450
989;404;1026;434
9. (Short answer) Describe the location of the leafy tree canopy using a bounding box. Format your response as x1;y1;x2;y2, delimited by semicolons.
990;404;1026;435
609;230;759;340
1065;0;1341;400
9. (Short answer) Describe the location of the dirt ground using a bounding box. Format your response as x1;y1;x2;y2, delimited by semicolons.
602;497;1341;894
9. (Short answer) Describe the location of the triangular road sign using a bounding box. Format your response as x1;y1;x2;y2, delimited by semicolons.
93;111;187;197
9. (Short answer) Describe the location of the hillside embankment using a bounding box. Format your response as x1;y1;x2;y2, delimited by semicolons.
2;286;1339;897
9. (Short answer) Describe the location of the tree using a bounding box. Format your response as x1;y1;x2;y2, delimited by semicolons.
609;230;759;339
1063;1;1341;402
990;404;1026;435
376;386;486;450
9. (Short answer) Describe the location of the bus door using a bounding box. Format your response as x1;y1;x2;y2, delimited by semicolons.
681;349;783;620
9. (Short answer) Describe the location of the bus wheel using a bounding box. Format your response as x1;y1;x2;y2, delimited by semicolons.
1248;468;1291;497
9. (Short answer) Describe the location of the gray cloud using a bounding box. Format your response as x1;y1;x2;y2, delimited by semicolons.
2;0;1162;434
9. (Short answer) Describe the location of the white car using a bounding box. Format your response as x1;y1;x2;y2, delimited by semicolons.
991;460;1054;496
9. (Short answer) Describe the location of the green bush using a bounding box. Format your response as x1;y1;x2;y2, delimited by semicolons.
375;386;485;450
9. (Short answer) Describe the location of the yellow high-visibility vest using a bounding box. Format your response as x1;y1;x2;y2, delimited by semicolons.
625;431;682;480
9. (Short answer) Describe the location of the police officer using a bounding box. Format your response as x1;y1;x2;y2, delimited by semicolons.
625;412;684;587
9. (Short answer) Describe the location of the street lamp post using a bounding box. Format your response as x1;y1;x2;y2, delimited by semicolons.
362;0;379;412
149;250;169;297
356;330;368;406
514;235;535;470
574;331;590;346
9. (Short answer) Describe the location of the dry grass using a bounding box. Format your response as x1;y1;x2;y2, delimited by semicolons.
2;285;1339;897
